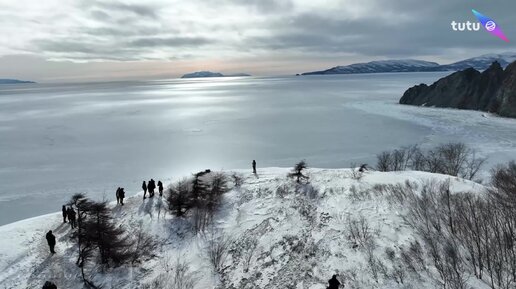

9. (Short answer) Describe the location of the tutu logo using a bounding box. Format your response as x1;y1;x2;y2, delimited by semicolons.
450;9;509;43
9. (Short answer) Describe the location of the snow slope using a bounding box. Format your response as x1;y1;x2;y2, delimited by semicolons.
0;168;489;289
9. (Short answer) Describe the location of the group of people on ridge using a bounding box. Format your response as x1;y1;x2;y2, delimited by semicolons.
61;205;76;229
115;187;126;205
142;179;163;199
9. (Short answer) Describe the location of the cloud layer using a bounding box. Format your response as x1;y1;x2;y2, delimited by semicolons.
0;0;514;80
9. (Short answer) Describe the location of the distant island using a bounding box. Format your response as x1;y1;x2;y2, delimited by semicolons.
0;79;35;84
399;60;516;118
181;71;251;79
301;52;516;75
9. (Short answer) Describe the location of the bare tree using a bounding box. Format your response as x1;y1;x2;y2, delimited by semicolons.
288;160;309;183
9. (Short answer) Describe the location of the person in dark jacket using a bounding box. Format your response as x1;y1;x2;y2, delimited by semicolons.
119;188;126;205
158;181;164;197
328;275;341;289
42;281;57;289
45;230;56;254
116;187;121;204
252;160;257;174
67;207;76;229
148;179;155;197
61;205;67;223
142;181;147;199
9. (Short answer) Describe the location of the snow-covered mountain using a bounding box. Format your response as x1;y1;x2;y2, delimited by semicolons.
181;71;251;78
302;52;516;75
302;60;441;75
0;168;489;289
441;52;516;71
0;78;35;84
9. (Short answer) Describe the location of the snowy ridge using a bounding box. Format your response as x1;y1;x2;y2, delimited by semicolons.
302;52;516;75
302;60;440;75
0;168;488;289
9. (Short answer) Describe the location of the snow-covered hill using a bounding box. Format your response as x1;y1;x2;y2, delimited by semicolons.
0;168;489;289
441;52;516;71
302;52;516;75
302;60;440;75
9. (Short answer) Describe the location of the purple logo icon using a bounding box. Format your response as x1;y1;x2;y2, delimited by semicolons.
472;9;509;42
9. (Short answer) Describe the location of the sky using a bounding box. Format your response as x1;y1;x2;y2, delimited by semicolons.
0;0;515;82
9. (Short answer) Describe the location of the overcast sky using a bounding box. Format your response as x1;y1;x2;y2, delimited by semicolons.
0;0;514;82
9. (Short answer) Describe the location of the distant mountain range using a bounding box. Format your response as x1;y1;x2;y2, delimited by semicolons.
0;79;35;84
301;52;516;75
181;71;251;78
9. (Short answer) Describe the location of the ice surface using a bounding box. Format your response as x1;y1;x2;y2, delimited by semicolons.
1;73;515;225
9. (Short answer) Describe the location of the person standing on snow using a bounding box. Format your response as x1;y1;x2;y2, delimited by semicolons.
119;188;126;205
45;230;56;254
67;207;76;229
61;205;67;223
252;160;257;174
116;187;121;204
158;180;164;197
148;179;155;197
328;274;342;289
142;181;147;199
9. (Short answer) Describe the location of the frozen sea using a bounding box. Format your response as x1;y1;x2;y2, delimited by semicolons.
1;72;516;225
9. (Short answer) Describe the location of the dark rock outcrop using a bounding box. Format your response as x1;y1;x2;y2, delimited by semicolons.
399;61;516;118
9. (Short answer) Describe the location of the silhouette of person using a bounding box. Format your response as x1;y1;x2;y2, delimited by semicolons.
328;274;341;289
142;181;147;199
119;188;125;205
62;205;67;223
148;179;155;197
116;187;121;204
67;207;76;229
45;230;56;254
158;181;163;197
252;160;257;174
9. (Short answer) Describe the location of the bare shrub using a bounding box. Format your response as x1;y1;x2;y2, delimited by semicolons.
375;143;485;180
240;236;258;273
490;161;516;208
347;215;376;248
129;222;159;265
349;163;364;180
296;182;319;199
202;229;233;274
276;184;291;198
231;172;244;188
143;257;198;289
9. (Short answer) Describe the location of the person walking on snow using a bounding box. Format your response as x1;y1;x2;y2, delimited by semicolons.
158;180;163;197
45;230;56;254
142;181;147;199
61;205;67;223
328;274;341;289
252;160;257;174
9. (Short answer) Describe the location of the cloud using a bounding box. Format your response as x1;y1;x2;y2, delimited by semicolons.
0;0;514;78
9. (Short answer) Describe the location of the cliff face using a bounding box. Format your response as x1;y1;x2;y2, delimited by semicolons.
399;61;516;118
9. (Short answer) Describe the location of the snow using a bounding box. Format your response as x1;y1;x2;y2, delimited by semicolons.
0;168;491;289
